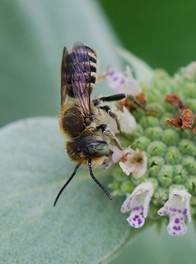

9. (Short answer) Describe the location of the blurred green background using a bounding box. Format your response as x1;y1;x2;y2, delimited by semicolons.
100;0;196;74
0;1;196;263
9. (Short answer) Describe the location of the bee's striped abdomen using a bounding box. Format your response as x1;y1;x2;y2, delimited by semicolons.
63;45;97;97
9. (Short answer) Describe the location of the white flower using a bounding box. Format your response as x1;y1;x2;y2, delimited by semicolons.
158;186;191;236
111;147;147;178
109;106;137;135
105;67;141;96
119;149;147;177
121;181;154;228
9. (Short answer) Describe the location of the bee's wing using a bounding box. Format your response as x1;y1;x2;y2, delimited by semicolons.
71;45;93;117
71;63;92;117
73;42;97;57
61;46;69;105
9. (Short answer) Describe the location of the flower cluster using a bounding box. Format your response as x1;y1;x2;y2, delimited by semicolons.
104;64;196;236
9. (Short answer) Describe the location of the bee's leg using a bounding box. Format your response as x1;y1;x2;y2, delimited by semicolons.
88;159;112;200
95;124;107;133
93;93;125;106
99;105;122;133
103;128;123;150
96;124;122;150
53;163;81;206
95;123;122;149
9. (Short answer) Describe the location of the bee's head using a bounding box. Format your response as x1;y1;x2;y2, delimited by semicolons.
67;136;112;161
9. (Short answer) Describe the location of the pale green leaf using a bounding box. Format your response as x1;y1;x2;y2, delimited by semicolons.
0;117;131;264
111;224;196;264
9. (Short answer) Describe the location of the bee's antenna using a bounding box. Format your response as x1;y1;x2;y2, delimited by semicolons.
53;163;81;206
88;159;112;200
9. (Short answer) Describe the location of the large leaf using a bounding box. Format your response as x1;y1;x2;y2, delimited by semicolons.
0;117;131;264
0;0;152;126
111;224;196;264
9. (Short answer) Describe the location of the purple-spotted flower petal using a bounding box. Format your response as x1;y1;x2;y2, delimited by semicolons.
121;181;154;228
105;67;141;96
158;186;191;236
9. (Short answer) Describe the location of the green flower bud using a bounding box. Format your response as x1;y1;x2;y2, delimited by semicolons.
149;156;165;167
158;165;173;187
162;129;179;145
182;156;196;174
131;174;148;186
134;109;145;120
132;136;150;150
185;176;196;195
165;147;182;164
146;127;163;140
152;188;168;206
120;181;134;194
147;103;164;116
135;125;144;134
148;156;165;177
173;165;187;184
147;141;167;156
179;139;196;156
140;116;159;128
180;129;193;140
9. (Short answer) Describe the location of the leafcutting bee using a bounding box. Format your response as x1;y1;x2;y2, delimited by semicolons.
53;43;125;206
